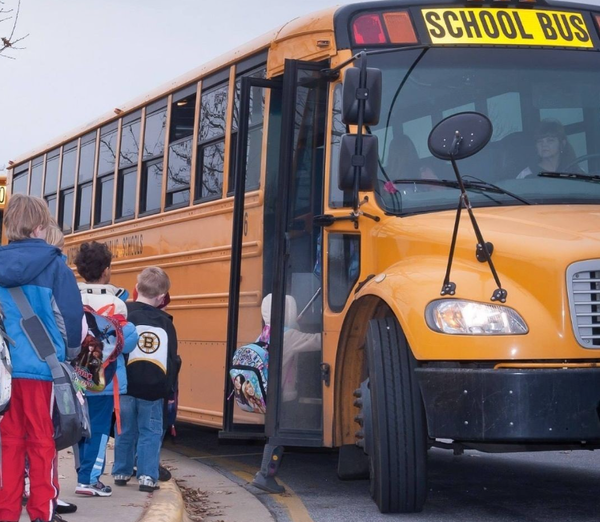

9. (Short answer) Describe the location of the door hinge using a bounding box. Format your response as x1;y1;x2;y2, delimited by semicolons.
320;362;331;387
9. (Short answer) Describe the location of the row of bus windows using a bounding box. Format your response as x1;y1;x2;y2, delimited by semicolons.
11;63;266;234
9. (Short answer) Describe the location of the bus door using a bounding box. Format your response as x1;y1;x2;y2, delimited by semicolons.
222;61;327;446
222;76;282;438
266;60;327;446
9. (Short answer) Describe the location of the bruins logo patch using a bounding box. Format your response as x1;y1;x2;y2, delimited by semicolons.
138;331;161;354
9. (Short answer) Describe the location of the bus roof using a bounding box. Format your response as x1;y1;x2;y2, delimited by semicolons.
9;6;338;169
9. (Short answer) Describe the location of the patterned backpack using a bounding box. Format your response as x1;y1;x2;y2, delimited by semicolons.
229;342;268;414
71;305;125;392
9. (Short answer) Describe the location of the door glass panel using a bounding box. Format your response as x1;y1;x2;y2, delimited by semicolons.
278;67;326;432
231;83;272;426
327;234;360;313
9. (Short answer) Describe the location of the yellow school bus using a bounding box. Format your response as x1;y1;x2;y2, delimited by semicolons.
7;0;600;513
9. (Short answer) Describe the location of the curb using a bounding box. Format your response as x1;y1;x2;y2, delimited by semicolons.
138;480;189;522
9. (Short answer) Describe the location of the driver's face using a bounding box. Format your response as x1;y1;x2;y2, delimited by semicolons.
536;136;560;159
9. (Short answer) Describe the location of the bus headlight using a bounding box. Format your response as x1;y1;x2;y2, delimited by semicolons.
425;299;528;335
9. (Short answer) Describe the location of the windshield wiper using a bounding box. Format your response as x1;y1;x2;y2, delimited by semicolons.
538;171;600;183
391;178;532;205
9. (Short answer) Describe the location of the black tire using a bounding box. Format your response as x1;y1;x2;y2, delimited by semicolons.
365;316;427;513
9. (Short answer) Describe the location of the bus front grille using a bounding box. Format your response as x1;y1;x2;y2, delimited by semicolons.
567;260;600;348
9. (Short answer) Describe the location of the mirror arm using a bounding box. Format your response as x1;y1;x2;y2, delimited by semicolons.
447;152;508;303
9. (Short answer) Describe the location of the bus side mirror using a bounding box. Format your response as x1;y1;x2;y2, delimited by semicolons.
342;67;382;126
338;134;378;191
428;112;493;160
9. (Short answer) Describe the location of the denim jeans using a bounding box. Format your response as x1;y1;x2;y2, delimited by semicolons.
112;395;163;481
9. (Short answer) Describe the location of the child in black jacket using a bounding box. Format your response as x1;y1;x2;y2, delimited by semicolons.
111;267;179;492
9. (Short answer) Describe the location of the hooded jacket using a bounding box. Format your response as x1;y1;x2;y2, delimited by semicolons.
260;294;321;401
0;238;83;381
78;282;138;396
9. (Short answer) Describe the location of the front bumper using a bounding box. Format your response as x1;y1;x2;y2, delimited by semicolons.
415;367;600;442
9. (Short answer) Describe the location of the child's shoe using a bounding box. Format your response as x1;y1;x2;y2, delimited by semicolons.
75;481;112;497
113;474;131;486
138;475;160;492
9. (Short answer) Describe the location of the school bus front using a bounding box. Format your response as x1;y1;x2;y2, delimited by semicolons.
328;0;600;513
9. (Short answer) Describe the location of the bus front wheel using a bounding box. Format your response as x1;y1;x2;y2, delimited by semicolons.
360;317;428;513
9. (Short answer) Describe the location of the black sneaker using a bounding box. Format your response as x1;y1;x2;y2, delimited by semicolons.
158;465;171;482
56;499;77;514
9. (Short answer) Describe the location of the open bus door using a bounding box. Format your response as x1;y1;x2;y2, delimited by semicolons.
222;60;328;450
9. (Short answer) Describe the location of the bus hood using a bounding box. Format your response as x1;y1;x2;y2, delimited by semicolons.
366;205;600;361
375;204;600;273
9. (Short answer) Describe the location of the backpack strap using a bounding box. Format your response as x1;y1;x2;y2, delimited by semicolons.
96;303;116;317
8;287;65;382
113;373;122;435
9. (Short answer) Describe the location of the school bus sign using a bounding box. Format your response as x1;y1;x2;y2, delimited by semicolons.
422;8;593;48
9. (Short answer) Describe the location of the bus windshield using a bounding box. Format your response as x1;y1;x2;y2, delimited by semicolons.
370;48;600;215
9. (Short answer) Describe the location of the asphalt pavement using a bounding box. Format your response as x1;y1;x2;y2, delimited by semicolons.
166;423;600;522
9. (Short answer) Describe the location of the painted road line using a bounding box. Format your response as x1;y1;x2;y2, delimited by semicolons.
233;470;315;522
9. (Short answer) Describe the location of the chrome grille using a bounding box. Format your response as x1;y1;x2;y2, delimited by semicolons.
567;260;600;348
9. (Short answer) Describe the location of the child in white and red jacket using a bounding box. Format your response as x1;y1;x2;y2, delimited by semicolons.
74;241;138;498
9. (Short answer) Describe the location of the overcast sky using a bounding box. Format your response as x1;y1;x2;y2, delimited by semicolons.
1;0;595;172
0;0;364;171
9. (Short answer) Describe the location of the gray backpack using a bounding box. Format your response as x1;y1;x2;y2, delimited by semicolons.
9;288;91;451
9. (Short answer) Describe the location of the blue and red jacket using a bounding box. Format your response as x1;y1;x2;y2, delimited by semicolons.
0;238;83;381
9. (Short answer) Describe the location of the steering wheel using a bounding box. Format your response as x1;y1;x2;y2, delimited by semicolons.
565;153;600;174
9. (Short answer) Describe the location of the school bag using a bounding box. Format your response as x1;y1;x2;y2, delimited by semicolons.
229;341;268;414
71;305;125;393
8;287;91;451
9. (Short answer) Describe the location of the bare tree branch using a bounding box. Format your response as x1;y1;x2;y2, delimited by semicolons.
0;0;28;58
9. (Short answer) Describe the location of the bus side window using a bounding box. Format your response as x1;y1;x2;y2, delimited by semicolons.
12;166;29;196
140;101;167;216
95;123;118;227
116;112;142;220
75;132;96;230
196;81;228;203
166;86;196;209
30;159;43;198
59;141;77;233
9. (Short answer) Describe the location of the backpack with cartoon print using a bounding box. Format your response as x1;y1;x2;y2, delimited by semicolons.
229;342;268;414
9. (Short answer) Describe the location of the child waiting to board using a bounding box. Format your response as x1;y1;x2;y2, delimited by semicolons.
112;267;179;492
0;195;83;522
74;241;138;497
